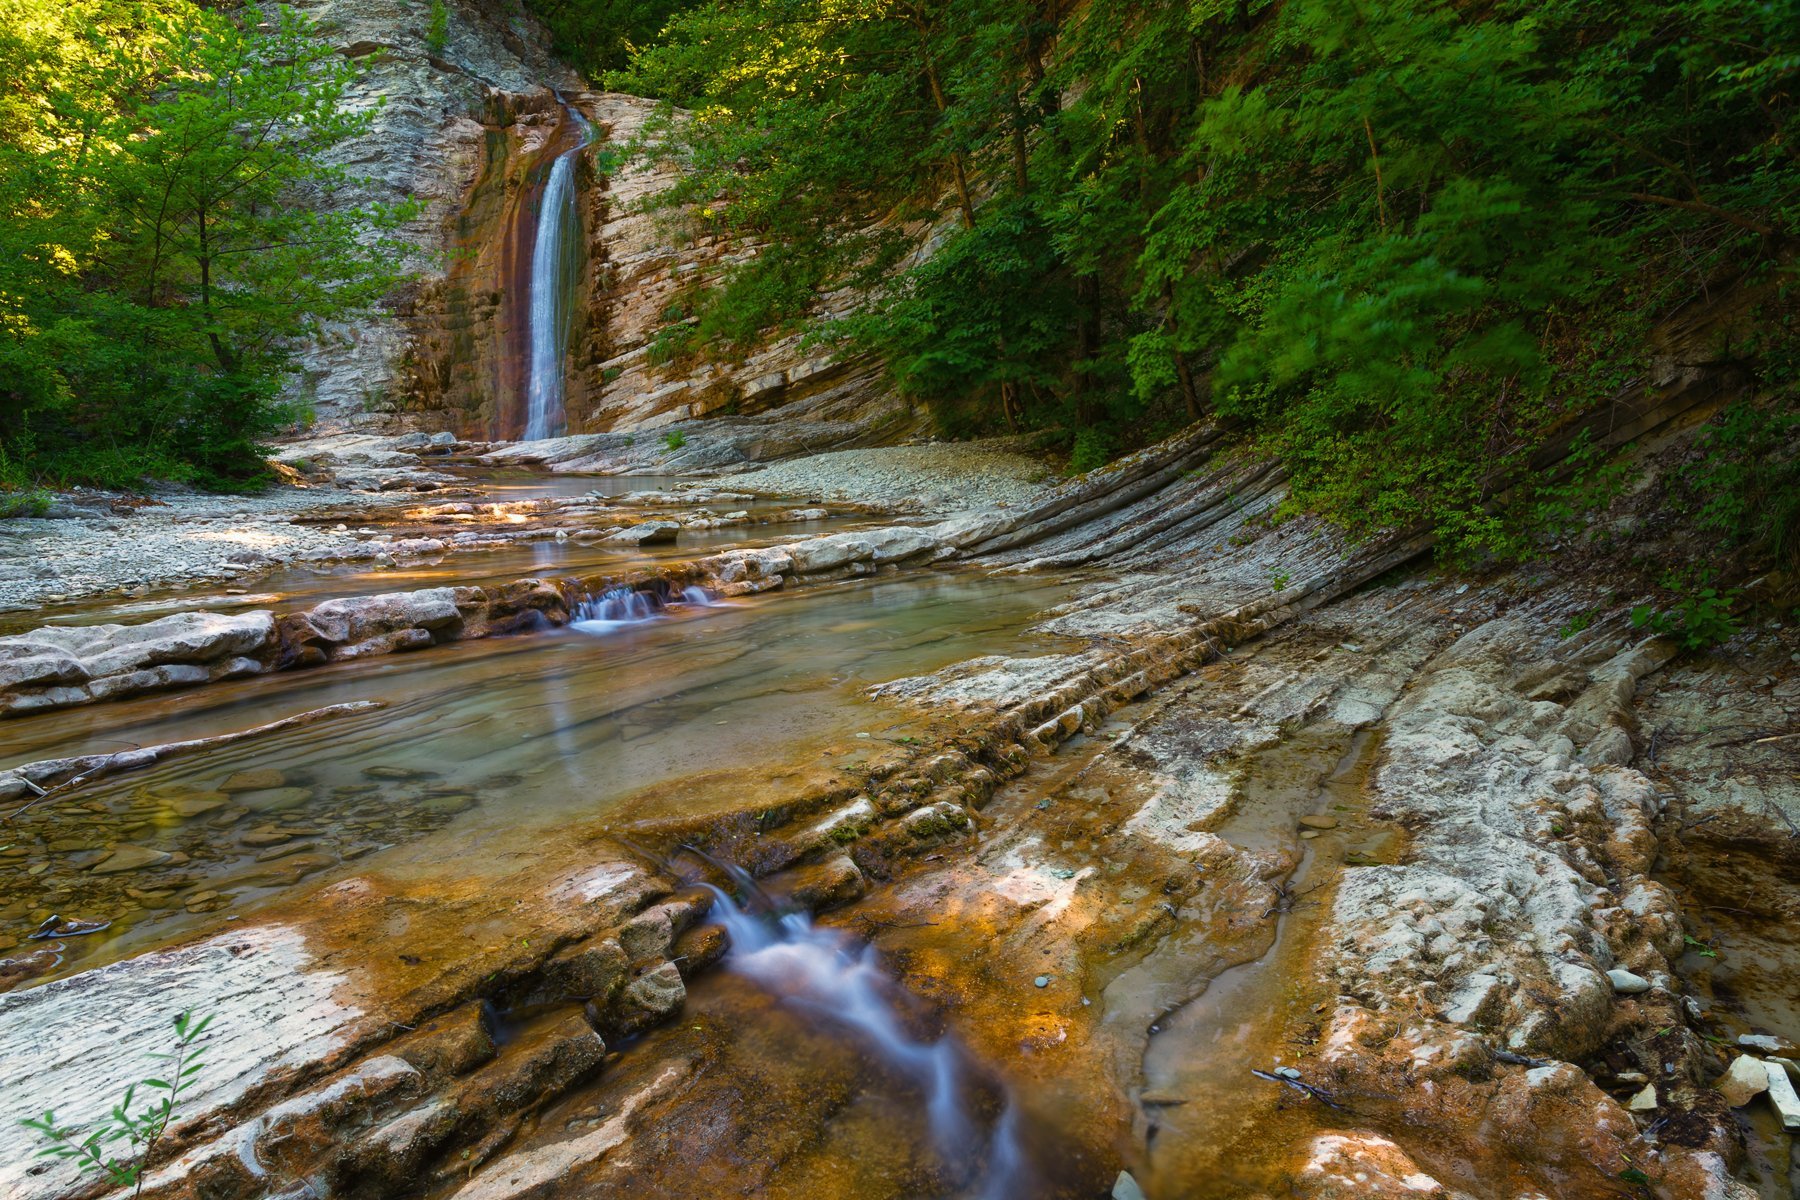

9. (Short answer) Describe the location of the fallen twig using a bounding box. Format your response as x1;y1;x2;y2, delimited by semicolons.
1709;730;1797;749
1251;1068;1345;1109
3;701;386;821
1491;1048;1554;1069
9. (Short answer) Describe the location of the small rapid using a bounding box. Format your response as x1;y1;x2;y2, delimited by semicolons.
569;584;724;634
523;101;593;441
700;873;1032;1197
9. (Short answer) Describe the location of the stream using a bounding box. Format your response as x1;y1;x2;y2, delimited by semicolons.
0;569;1075;982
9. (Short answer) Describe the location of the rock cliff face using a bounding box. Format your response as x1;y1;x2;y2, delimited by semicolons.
285;0;579;432
291;2;902;444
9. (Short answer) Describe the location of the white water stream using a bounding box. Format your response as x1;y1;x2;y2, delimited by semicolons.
523;102;593;441
702;878;1031;1196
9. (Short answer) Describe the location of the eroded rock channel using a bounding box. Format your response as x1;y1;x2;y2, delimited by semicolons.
2;418;1796;1200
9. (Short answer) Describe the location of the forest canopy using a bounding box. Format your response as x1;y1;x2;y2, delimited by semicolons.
570;0;1798;558
0;1;410;490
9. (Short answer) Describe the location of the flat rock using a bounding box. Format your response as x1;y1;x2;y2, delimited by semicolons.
604;521;679;546
91;845;172;874
364;765;436;780
237;787;313;813
1298;814;1339;830
1763;1059;1800;1130
1625;1083;1658;1112
221;768;288;793
1715;1055;1771;1107
166;792;229;818
1737;1033;1795;1055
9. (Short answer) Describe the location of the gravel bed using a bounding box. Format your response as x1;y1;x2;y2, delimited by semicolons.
0;485;391;615
722;440;1060;513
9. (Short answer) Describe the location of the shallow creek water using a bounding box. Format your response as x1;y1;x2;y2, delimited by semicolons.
0;572;1074;981
14;491;878;632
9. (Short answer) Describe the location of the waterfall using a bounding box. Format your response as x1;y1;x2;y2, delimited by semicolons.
523;103;593;442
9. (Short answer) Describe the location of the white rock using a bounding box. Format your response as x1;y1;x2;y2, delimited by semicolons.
1111;1171;1148;1200
1764;1058;1800;1130
1625;1083;1658;1112
1715;1055;1771;1107
1605;968;1651;995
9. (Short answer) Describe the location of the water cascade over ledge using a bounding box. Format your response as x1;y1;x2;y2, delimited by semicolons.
523;101;593;441
701;875;1032;1197
569;583;723;634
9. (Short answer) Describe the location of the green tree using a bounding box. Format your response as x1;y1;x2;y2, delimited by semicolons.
573;0;1797;553
0;2;413;489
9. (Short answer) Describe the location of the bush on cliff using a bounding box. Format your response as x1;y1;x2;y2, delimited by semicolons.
596;0;1797;560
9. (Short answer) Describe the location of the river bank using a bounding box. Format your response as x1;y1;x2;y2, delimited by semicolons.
1;410;1795;1200
0;434;1058;619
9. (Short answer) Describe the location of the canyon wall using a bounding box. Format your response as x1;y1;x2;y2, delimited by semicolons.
291;0;901;444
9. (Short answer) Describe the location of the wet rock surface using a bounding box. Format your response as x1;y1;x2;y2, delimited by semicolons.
1;402;1795;1199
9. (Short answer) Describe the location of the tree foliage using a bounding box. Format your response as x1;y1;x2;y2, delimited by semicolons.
0;1;412;490
593;0;1798;553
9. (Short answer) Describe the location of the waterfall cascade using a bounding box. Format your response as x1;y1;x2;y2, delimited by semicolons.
523;102;594;442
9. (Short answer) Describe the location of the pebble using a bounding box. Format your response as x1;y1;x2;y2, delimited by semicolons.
1606;968;1651;994
1298;814;1338;830
1625;1083;1658;1112
1112;1171;1148;1200
1034;975;1051;988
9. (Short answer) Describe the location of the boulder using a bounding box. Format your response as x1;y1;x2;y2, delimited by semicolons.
784;533;875;574
0;611;274;694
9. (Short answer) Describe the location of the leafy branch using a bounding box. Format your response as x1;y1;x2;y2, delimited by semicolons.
19;1010;215;1197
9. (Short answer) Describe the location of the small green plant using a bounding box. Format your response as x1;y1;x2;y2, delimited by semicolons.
21;1010;214;1195
662;430;687;451
1632;580;1742;650
425;0;449;55
0;489;53;519
1068;427;1111;474
1556;611;1594;639
1270;569;1290;592
1682;933;1719;959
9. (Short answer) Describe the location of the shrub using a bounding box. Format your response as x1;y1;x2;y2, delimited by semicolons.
426;0;449;55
